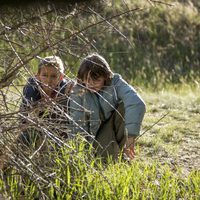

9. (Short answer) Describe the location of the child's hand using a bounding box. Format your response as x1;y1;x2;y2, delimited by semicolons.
124;137;135;160
124;146;135;160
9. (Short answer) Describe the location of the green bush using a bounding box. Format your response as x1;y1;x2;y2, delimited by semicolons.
90;0;200;87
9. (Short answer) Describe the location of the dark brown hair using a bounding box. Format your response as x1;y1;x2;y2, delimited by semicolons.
77;53;113;85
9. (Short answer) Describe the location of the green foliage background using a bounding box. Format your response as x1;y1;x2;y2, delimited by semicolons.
102;0;200;87
57;0;200;88
73;0;200;87
0;0;200;88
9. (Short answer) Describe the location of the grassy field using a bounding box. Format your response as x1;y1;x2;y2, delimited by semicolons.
0;0;200;198
0;85;199;199
138;85;199;173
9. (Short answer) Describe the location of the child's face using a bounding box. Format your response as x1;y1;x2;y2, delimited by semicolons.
83;76;105;92
37;65;62;94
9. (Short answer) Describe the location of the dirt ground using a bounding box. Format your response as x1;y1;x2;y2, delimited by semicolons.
139;90;200;176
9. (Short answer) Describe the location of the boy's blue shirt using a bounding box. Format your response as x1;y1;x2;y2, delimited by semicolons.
70;73;146;137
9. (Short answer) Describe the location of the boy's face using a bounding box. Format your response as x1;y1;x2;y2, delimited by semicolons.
37;65;62;94
83;76;105;92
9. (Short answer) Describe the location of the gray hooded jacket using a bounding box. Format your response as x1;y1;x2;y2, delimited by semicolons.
70;73;146;137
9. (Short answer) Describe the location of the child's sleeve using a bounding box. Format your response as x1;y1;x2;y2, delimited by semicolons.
20;85;33;111
115;75;146;137
19;78;41;124
20;83;39;111
69;86;90;135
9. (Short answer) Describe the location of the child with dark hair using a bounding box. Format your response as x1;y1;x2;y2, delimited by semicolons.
70;53;146;160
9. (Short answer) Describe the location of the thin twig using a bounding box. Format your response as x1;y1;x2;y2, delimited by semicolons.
0;90;8;111
135;111;170;141
148;0;174;6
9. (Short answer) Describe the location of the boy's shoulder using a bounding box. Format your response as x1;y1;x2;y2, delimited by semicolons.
71;82;83;92
113;73;122;79
23;77;41;100
26;77;38;85
112;73;123;84
70;81;90;97
59;79;75;95
59;78;68;88
24;77;39;91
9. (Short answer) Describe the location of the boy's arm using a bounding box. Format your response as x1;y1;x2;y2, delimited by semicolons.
19;79;41;124
69;86;90;134
115;74;146;137
20;78;40;111
19;84;33;124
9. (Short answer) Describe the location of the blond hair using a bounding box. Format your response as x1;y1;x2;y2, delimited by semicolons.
38;56;64;74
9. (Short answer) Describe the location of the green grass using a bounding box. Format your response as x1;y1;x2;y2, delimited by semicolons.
0;152;199;199
0;85;200;199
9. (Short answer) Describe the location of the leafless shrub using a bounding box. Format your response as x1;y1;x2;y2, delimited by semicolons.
0;0;172;197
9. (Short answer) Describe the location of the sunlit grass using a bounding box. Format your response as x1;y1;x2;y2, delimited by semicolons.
1;152;199;199
0;85;199;199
